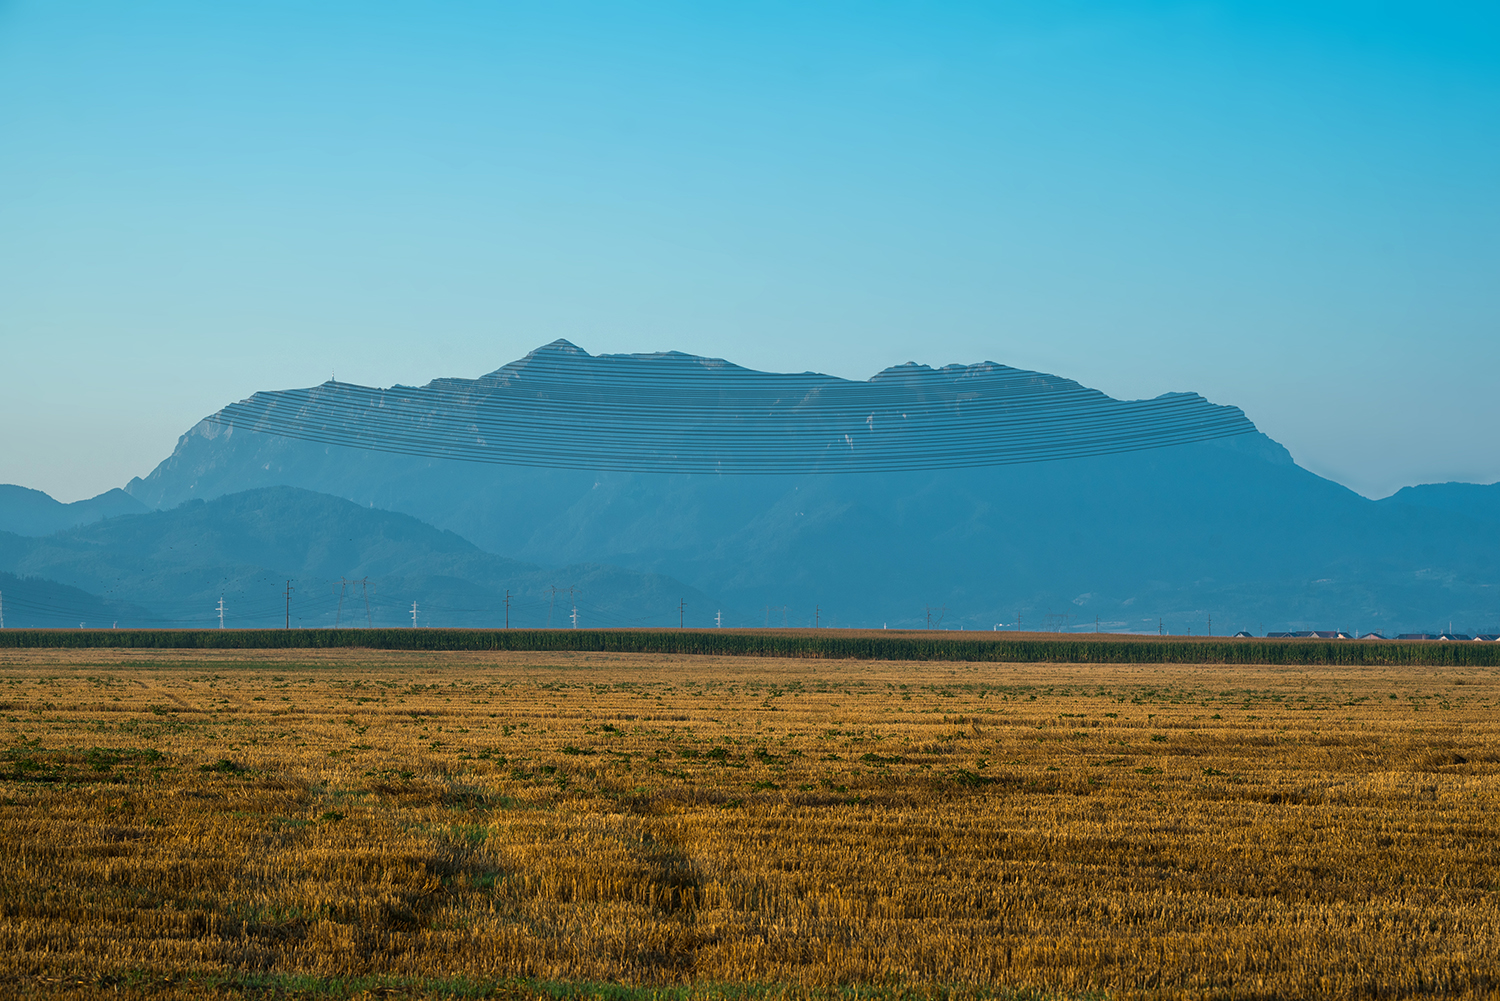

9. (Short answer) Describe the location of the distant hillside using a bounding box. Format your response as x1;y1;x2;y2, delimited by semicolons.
0;486;719;628
1380;482;1500;525
0;484;145;536
0;570;153;629
122;342;1500;635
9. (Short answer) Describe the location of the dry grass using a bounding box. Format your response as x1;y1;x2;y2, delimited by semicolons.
1;648;1498;999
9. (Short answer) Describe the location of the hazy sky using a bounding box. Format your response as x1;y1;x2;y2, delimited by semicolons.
2;1;1496;502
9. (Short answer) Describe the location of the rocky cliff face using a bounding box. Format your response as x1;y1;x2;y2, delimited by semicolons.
124;342;1500;633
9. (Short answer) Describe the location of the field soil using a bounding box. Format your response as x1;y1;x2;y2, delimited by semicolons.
1;648;1497;999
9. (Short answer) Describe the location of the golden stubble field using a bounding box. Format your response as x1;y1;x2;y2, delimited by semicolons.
1;648;1498;1000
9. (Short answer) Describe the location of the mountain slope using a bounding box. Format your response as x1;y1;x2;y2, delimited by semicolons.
0;485;146;536
0;487;719;628
123;343;1500;634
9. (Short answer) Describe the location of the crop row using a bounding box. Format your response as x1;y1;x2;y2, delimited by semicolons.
2;627;1499;665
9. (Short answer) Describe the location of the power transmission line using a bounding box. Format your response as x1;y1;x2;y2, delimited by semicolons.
206;350;1258;475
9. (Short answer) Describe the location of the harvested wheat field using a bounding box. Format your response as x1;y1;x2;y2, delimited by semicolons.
1;647;1498;1000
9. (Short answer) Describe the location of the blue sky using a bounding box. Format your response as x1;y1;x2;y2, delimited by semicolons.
2;1;1496;501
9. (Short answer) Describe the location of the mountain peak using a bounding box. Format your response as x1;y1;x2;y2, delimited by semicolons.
481;340;763;384
533;338;588;356
478;339;592;382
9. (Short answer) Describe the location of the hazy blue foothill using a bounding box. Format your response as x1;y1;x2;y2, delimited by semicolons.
1378;482;1500;524
0;484;145;536
0;570;152;629
102;343;1500;636
0;487;716;629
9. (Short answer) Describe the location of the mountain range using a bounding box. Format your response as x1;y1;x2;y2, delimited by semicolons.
3;341;1496;633
0;486;714;629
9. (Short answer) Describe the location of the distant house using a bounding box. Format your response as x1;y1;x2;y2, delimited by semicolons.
1438;634;1473;642
1477;634;1500;642
1233;630;1255;638
1396;634;1438;640
1267;630;1348;639
1358;632;1387;640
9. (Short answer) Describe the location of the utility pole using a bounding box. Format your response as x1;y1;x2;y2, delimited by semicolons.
1095;616;1100;634
284;581;294;629
411;601;419;628
1158;617;1163;635
547;586;574;628
715;610;722;628
679;599;686;629
335;579;348;628
217;596;225;629
1207;614;1212;637
504;590;510;629
764;605;770;628
362;579;374;627
570;597;578;629
2;590;6;628
816;605;820;629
